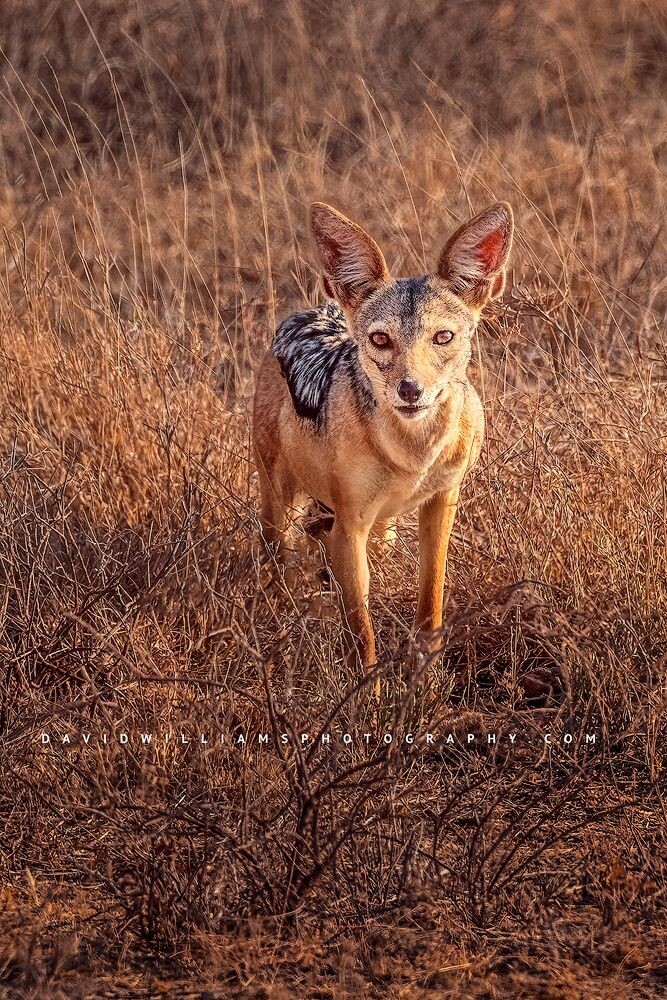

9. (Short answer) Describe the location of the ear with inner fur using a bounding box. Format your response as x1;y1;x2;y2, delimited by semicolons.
310;202;389;310
437;202;514;310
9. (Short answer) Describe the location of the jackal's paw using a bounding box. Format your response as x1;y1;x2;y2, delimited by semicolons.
518;665;565;708
414;626;446;660
256;542;300;592
306;591;338;618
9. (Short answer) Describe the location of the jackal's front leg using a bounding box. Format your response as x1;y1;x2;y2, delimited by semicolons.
327;520;375;670
416;486;460;635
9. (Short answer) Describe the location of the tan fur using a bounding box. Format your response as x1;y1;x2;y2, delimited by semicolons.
253;201;513;680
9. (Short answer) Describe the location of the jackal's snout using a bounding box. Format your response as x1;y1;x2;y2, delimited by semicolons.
397;379;423;404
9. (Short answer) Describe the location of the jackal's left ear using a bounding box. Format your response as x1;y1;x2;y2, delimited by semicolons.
310;202;389;310
438;202;513;309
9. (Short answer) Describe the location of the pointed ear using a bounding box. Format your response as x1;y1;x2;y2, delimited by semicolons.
310;202;389;310
437;202;513;310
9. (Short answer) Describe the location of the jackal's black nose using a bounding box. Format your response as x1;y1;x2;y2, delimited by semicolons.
397;379;424;404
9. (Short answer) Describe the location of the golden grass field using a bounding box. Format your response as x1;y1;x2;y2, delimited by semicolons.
0;0;666;996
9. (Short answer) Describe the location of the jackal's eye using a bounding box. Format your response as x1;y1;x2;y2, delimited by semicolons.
433;329;454;346
369;330;391;349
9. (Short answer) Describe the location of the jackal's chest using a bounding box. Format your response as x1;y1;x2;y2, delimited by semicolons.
374;457;463;519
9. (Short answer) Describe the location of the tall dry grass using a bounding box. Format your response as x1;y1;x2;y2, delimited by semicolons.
0;1;665;996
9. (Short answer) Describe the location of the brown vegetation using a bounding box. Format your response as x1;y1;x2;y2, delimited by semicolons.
0;0;665;996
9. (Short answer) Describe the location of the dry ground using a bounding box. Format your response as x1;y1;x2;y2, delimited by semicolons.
0;0;666;996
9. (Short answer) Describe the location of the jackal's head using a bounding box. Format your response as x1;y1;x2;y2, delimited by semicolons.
310;201;513;421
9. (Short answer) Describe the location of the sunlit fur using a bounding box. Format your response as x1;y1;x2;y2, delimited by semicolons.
253;200;513;684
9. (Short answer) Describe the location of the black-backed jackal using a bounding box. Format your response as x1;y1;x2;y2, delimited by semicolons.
253;201;513;683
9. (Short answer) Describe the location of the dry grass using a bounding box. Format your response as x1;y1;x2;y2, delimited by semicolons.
0;0;666;996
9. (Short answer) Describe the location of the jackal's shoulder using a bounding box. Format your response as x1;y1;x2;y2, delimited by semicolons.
272;301;373;426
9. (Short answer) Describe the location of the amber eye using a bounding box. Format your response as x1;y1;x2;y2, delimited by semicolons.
369;330;391;349
433;329;454;346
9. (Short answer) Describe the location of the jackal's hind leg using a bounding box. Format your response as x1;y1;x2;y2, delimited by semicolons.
256;459;297;563
368;517;397;559
303;499;335;540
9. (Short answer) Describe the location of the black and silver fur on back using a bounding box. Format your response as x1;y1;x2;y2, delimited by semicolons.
272;300;375;427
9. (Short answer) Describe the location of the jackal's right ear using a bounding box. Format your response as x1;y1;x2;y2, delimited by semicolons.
310;203;389;310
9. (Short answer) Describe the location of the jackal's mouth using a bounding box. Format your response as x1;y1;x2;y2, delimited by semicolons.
395;403;430;419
